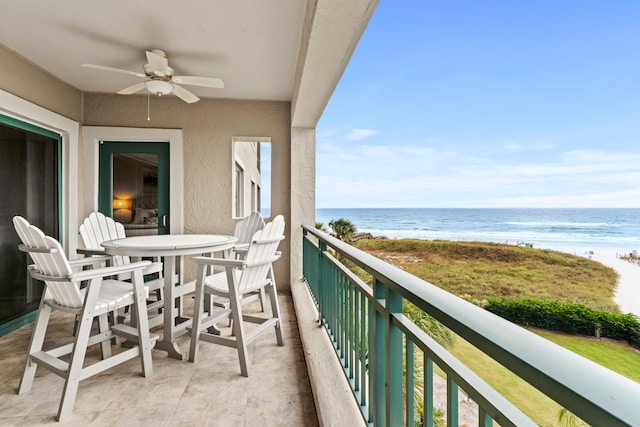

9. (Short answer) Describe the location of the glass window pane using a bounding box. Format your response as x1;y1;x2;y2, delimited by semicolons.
0;121;59;326
113;153;159;235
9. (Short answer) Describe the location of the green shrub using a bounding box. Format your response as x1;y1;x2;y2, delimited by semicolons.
486;297;640;341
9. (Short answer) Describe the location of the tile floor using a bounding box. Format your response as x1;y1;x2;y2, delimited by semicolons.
0;295;319;426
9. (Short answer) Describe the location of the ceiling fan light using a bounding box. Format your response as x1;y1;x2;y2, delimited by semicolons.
145;80;173;96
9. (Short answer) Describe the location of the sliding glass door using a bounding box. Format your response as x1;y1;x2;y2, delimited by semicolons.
0;114;61;335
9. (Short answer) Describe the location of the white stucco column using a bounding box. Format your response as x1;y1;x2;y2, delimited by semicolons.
290;127;315;284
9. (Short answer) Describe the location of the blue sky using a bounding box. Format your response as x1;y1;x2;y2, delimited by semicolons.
316;1;640;208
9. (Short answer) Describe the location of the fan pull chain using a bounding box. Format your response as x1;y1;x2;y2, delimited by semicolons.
147;93;151;121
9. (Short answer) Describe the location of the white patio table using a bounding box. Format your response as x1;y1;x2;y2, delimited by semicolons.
102;234;237;360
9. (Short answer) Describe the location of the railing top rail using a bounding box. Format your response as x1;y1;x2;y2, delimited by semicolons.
302;225;640;427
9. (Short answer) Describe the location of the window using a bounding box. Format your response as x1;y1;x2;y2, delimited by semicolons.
233;138;271;218
234;161;244;218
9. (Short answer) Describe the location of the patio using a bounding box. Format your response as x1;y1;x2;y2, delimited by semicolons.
0;295;318;426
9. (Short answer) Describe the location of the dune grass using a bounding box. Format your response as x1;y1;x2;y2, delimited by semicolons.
355;238;619;311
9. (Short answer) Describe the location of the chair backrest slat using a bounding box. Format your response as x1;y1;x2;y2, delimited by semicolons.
238;215;284;293
80;212;129;266
234;212;265;245
14;216;83;308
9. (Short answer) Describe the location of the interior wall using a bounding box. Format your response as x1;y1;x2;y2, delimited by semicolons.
82;93;292;288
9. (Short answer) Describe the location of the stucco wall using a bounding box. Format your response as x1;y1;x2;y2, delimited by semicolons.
0;45;82;122
82;93;292;289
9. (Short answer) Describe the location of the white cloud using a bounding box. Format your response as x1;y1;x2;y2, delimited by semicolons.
316;143;640;208
503;140;554;151
344;129;380;141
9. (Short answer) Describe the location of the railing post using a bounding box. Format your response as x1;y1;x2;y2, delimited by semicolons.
387;286;403;426
425;357;434;427
447;377;459;426
371;278;403;427
318;239;327;325
371;278;385;425
406;340;414;427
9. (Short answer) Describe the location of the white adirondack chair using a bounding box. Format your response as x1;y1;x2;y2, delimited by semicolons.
189;215;285;376
79;212;164;326
13;216;157;422
208;212;267;316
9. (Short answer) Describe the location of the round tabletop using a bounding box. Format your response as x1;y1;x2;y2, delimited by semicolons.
101;234;237;257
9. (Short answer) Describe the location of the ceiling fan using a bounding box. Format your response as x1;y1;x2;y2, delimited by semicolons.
81;49;224;103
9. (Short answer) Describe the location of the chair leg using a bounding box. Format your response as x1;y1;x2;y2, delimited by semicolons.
57;304;94;422
228;288;250;377
131;270;154;377
189;266;207;363
98;314;112;359
268;281;284;346
267;266;284;346
18;302;52;395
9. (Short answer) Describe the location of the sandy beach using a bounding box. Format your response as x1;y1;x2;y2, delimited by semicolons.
588;250;640;317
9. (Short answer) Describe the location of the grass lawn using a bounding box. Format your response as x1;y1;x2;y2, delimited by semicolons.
450;330;639;426
449;336;562;427
532;329;640;383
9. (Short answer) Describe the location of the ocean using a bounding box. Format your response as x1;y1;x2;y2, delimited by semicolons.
315;208;640;256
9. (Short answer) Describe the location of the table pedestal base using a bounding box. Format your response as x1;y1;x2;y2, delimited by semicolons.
154;340;186;360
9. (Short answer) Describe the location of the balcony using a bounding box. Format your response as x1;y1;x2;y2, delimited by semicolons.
2;226;639;426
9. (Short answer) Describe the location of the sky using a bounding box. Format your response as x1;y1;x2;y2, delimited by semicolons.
316;1;640;208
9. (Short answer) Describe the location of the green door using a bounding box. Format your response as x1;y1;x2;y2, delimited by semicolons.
99;142;170;235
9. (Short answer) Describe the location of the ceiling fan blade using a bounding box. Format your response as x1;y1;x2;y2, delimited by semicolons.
146;50;169;75
117;82;146;95
172;75;224;88
172;84;200;103
81;63;145;77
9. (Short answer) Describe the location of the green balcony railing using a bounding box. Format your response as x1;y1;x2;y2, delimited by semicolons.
301;225;640;427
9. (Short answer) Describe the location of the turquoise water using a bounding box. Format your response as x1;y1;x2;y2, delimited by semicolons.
315;208;640;255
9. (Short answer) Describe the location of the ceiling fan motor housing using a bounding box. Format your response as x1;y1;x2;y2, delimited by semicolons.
145;79;173;96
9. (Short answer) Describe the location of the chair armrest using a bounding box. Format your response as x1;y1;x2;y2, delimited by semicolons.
76;248;107;256
192;256;245;268
69;260;153;281
250;236;285;245
68;255;110;268
233;243;250;254
29;260;152;282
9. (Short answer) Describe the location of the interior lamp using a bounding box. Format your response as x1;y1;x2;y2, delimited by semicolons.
112;199;132;210
145;80;173;96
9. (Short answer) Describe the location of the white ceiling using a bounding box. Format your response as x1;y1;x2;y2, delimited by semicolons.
0;0;308;102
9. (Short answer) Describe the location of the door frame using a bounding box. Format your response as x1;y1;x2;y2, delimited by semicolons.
99;141;170;234
0;89;80;257
82;127;184;233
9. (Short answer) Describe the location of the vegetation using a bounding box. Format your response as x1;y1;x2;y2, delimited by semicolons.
315;221;328;233
486;296;640;340
328;218;357;242
534;329;640;383
449;329;640;426
347;236;639;425
354;238;619;312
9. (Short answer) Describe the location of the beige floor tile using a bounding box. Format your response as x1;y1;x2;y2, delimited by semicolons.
0;294;317;426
